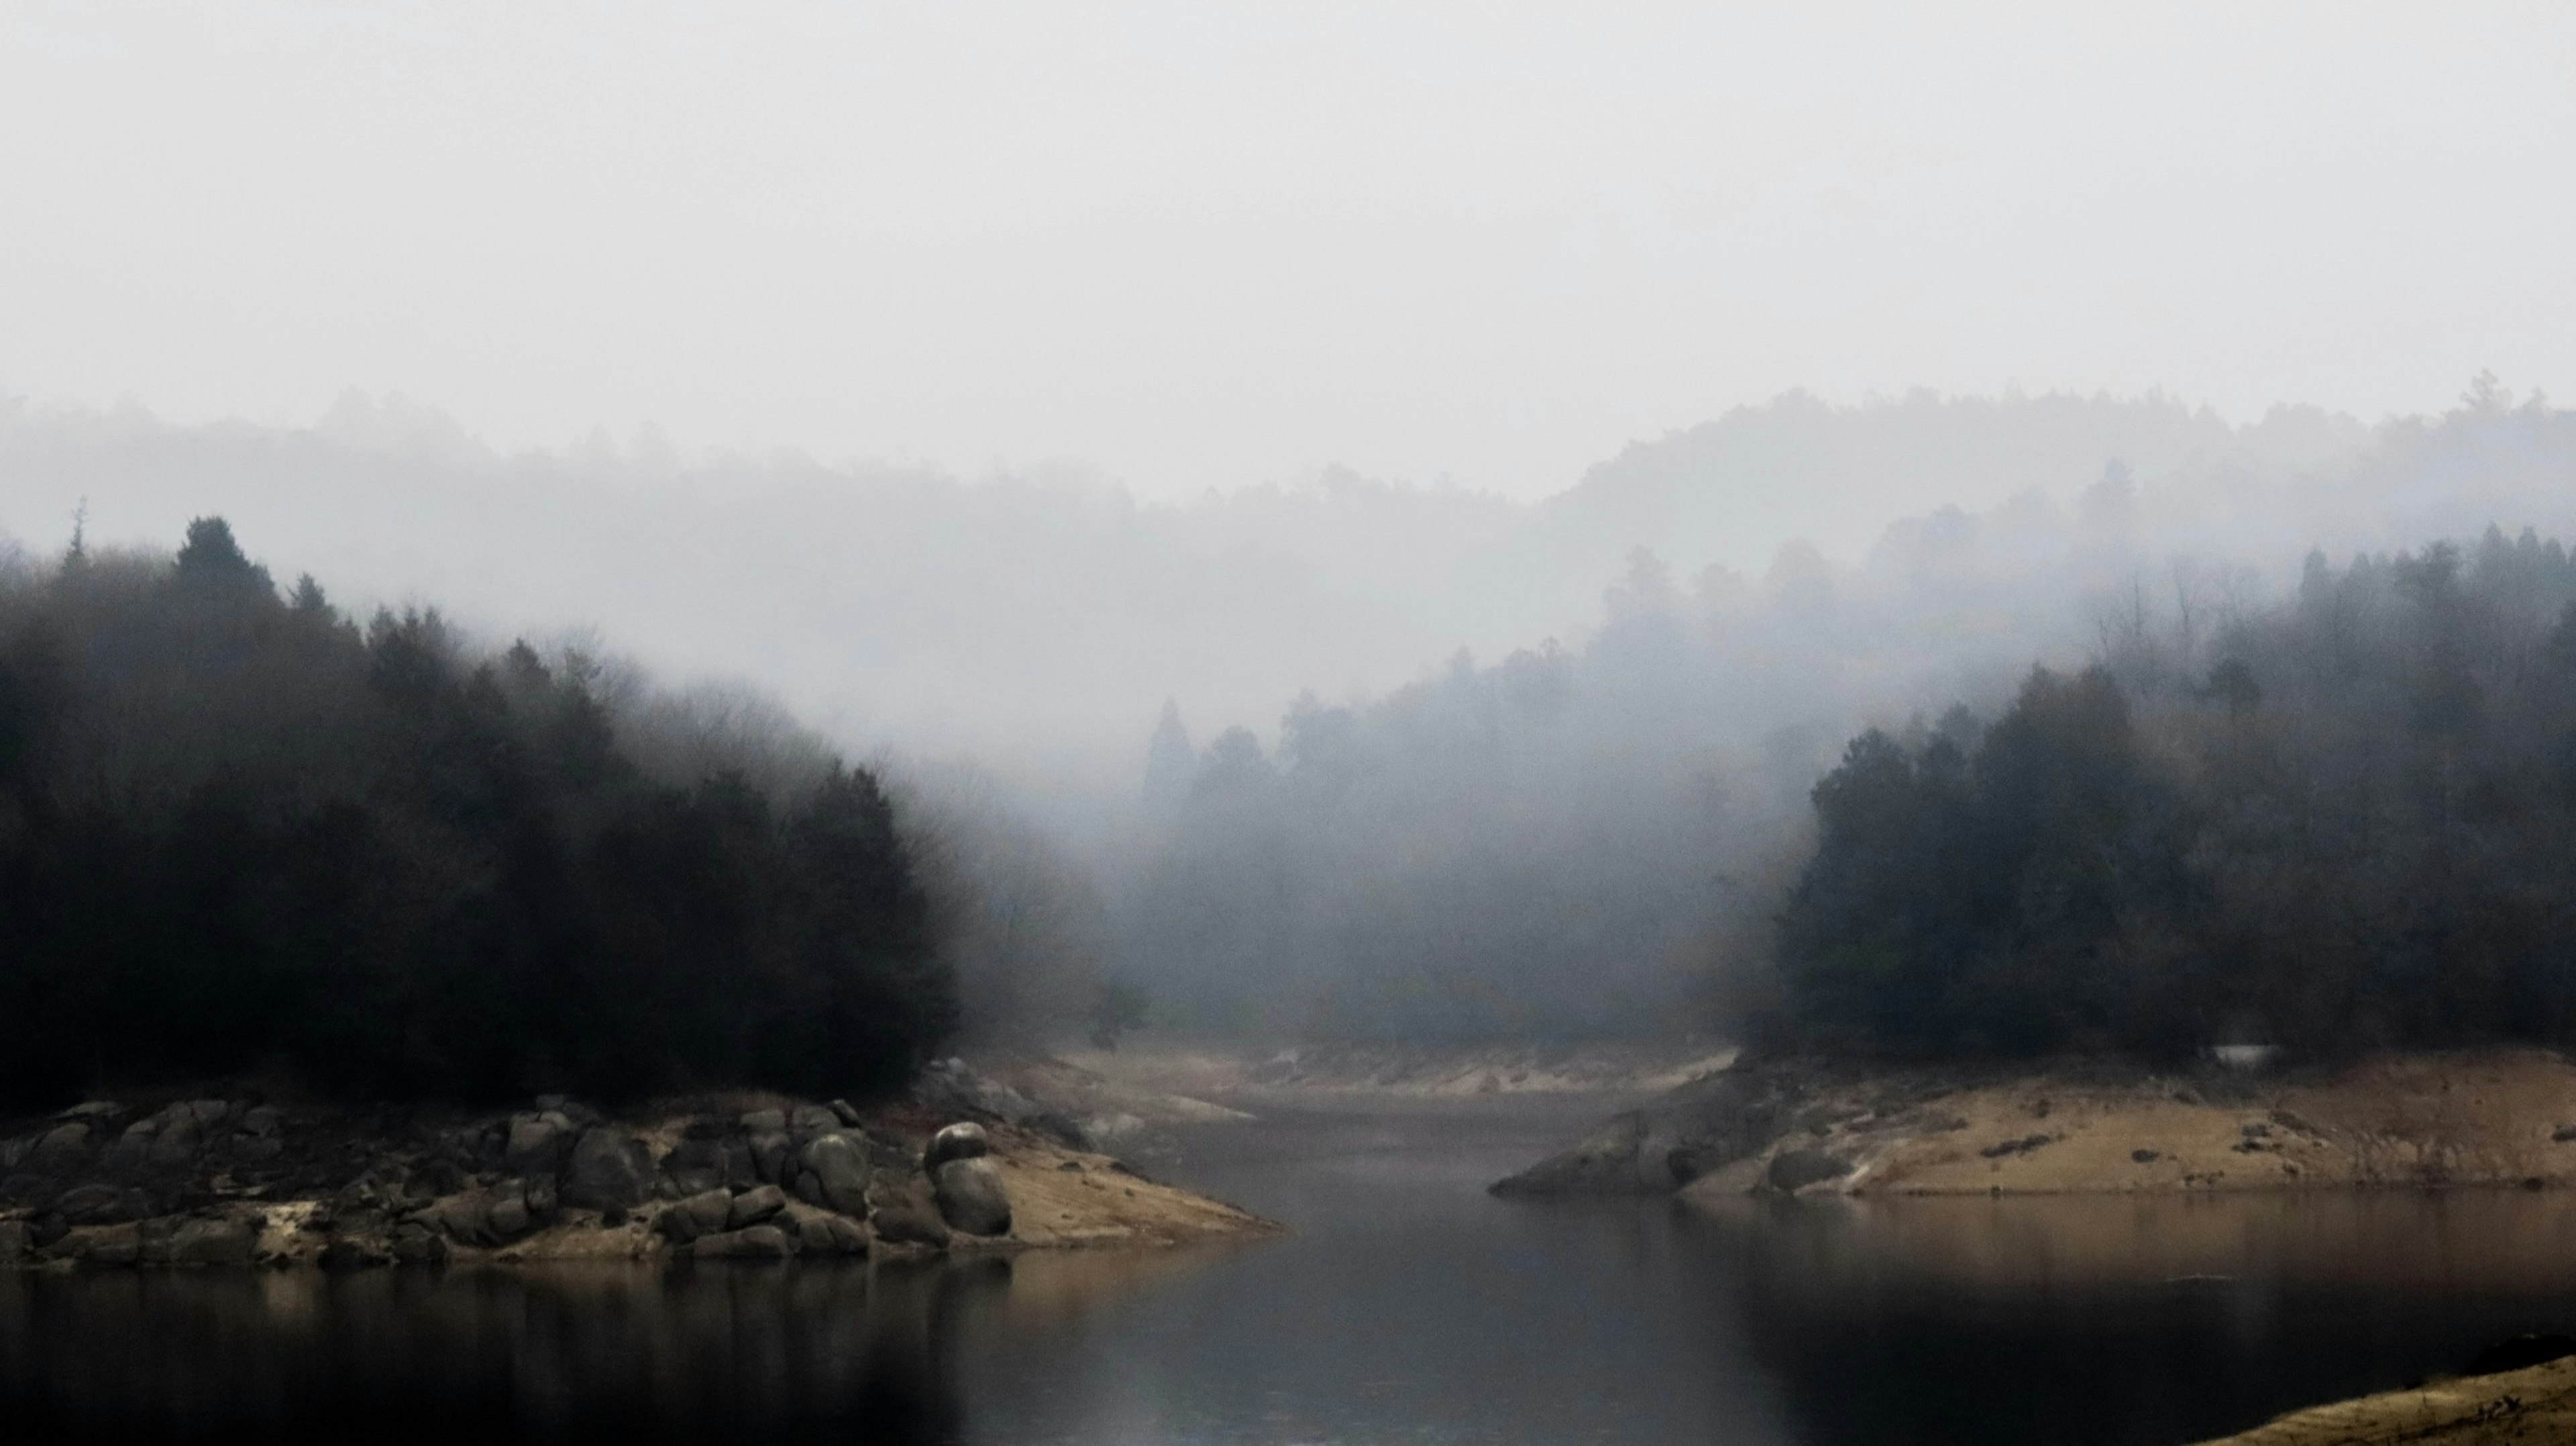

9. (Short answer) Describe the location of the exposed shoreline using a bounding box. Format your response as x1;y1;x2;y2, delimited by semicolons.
2197;1351;2576;1445
1493;1046;2576;1198
0;1060;1281;1272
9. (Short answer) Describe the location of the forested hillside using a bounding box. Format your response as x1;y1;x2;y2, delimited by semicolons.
1770;528;2576;1058
0;520;953;1106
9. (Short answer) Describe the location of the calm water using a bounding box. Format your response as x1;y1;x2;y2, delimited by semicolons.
9;1099;2576;1443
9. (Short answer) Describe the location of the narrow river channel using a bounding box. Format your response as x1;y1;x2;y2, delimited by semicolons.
9;1096;2576;1443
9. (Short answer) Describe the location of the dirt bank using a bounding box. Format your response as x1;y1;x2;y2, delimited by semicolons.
0;1065;1279;1272
2200;1353;2576;1445
1496;1048;2576;1197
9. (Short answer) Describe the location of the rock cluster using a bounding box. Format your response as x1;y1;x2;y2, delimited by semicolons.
0;1089;1019;1271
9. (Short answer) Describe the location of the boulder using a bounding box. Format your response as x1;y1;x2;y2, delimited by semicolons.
654;1188;736;1243
738;1109;787;1136
169;1217;256;1266
503;1116;564;1173
60;1223;140;1266
661;1137;730;1196
931;1158;1012;1237
788;1105;840;1139
1491;1060;1814;1197
52;1183;144;1226
912;1059;1038;1123
389;1224;449;1266
828;1099;864;1127
923;1122;990;1170
30;1122;91;1168
869;1171;953;1249
485;1185;532;1241
727;1184;787;1229
239;1106;283;1138
747;1131;792;1184
692;1225;792;1260
1766;1150;1855;1192
800;1133;872;1216
562;1128;649;1211
318;1238;391;1272
794;1212;869;1257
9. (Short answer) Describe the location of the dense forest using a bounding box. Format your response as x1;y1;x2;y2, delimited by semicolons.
0;520;953;1107
1769;526;2576;1059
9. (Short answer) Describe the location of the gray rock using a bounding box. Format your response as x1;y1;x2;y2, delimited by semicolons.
52;1183;144;1225
390;1224;449;1266
828;1099;864;1127
484;1184;532;1241
912;1060;1038;1123
931;1158;1012;1236
62;1223;141;1266
823;1213;869;1255
693;1224;792;1260
1491;1060;1815;1197
747;1131;792;1184
56;1101;125;1123
239;1106;283;1138
0;1220;29;1262
794;1213;837;1254
563;1128;649;1211
661;1137;729;1195
30;1122;91;1168
655;1187;735;1242
923;1122;990;1170
1766;1150;1854;1192
788;1105;840;1139
801;1133;872;1217
869;1171;953;1249
504;1116;564;1173
727;1184;787;1229
1;1175;52;1207
738;1109;787;1135
523;1174;559;1221
169;1217;256;1266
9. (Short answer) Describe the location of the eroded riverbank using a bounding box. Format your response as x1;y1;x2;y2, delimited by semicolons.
1497;1046;2576;1199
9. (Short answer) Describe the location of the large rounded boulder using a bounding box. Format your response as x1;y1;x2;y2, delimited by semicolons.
931;1158;1012;1237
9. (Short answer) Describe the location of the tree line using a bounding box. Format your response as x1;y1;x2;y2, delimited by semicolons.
1766;526;2576;1060
0;519;953;1107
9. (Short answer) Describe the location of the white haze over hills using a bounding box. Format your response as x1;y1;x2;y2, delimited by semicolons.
3;380;2569;813
9;380;2576;1040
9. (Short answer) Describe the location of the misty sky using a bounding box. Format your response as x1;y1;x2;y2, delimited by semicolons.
4;2;2571;503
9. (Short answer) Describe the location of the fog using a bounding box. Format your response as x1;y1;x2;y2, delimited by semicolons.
9;3;2576;1053
7;380;2573;1044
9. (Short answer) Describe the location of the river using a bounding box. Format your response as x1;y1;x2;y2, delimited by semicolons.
8;1095;2576;1443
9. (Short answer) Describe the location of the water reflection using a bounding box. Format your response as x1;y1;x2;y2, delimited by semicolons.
12;1111;2576;1446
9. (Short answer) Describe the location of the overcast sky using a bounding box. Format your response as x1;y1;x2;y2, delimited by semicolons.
4;1;2571;502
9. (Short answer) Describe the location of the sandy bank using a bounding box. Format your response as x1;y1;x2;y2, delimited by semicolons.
2199;1351;2576;1445
1496;1047;2576;1197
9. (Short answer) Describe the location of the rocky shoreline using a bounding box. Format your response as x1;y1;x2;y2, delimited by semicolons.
0;1061;1279;1272
1493;1046;2576;1199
